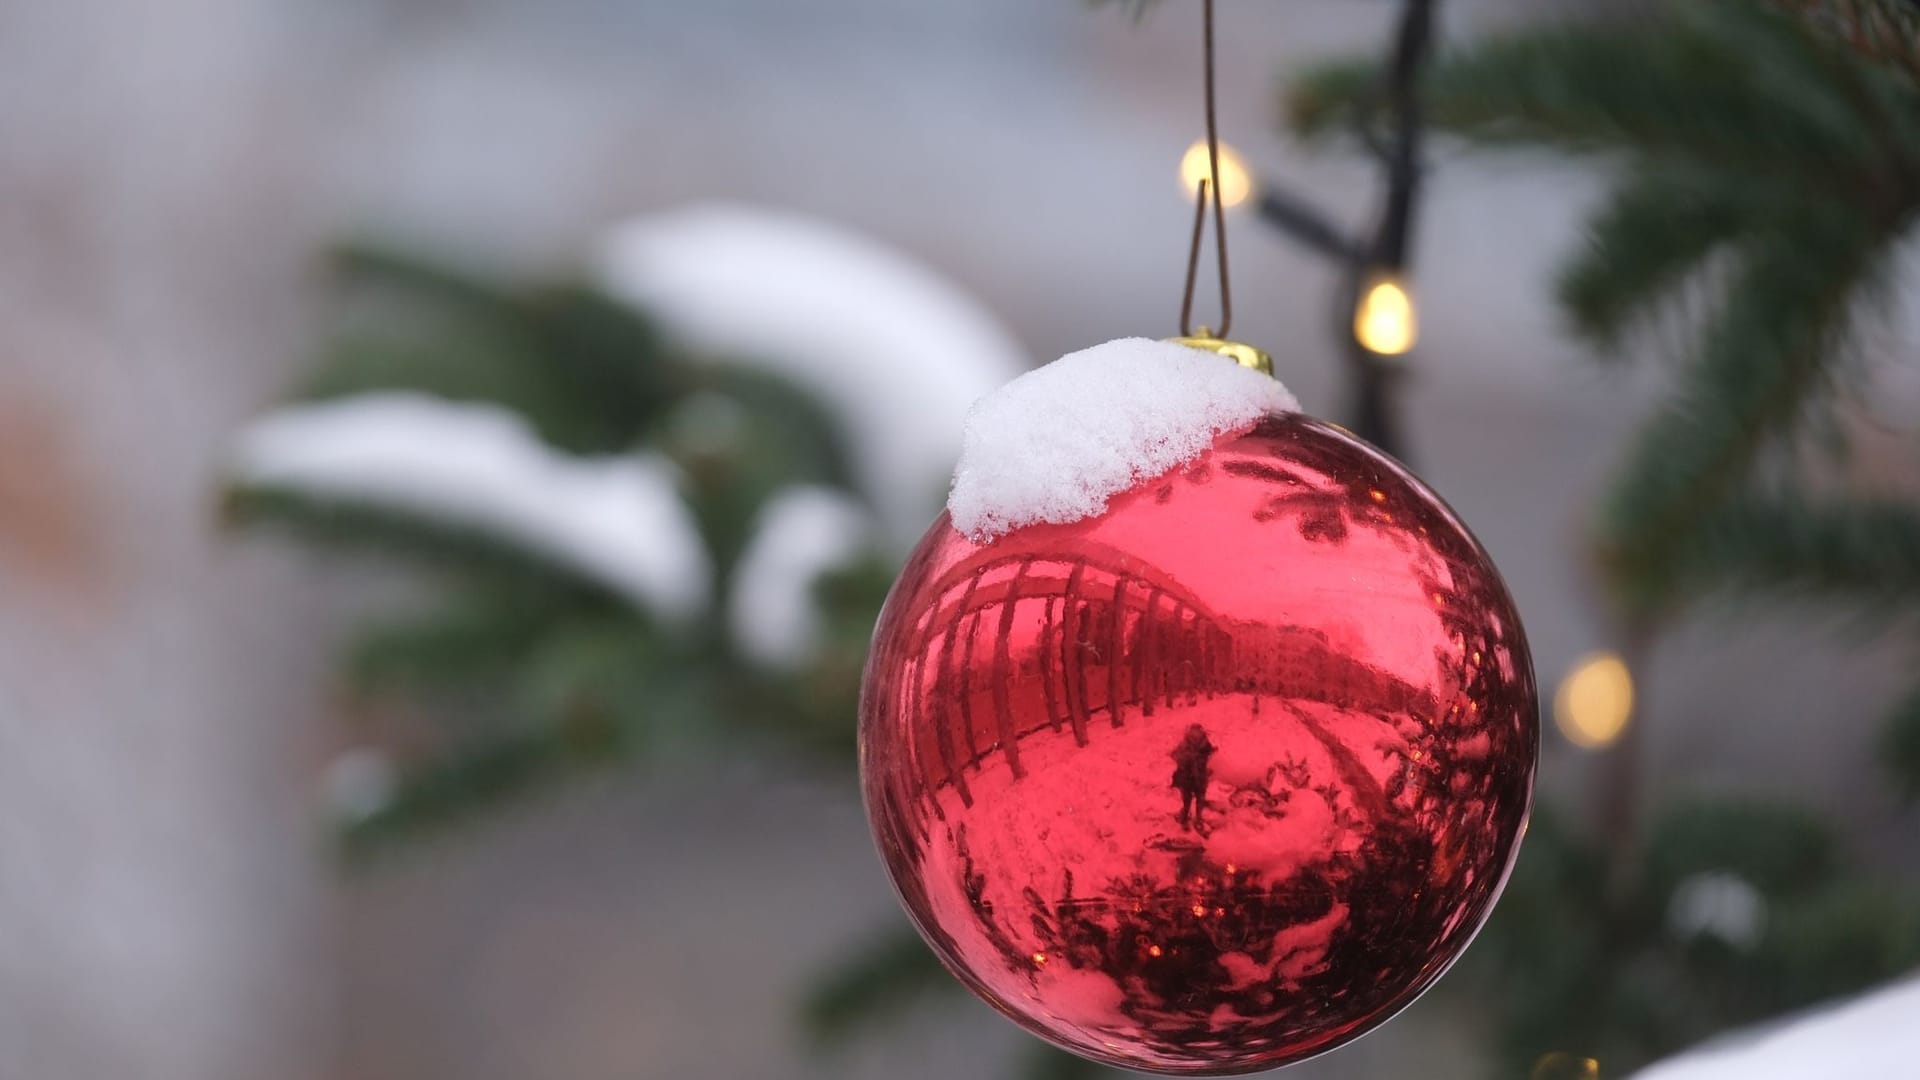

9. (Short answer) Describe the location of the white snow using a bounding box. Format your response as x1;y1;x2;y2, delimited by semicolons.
947;338;1299;540
594;203;1028;549
728;486;874;668
227;393;710;620
1632;975;1920;1080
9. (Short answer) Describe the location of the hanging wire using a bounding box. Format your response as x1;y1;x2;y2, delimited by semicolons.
1179;0;1233;338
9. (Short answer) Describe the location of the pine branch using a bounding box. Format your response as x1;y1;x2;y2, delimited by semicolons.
344;586;603;695
324;242;683;454
1880;683;1920;800
690;366;858;482
1778;0;1920;80
1290;2;1890;182
1555;170;1780;351
1639;798;1838;907
656;377;868;597
1597;213;1895;614
717;559;894;763
513;618;693;742
1749;880;1920;1011
1284;60;1376;143
339;720;619;858
800;925;955;1045
223;485;635;605
522;282;684;439
1655;495;1920;618
328;241;526;318
1286;0;1920;626
299;330;595;445
339;619;715;855
333;601;873;855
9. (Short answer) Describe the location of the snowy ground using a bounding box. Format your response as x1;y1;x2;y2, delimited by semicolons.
914;693;1407;1063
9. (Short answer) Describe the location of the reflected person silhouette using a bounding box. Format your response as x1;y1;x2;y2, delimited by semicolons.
1170;723;1216;832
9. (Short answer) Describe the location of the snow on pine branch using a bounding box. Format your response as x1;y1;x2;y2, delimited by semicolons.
948;338;1299;541
730;486;873;668
227;393;710;620
595;203;1027;549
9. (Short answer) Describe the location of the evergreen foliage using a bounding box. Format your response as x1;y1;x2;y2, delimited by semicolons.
1292;0;1920;789
1289;0;1920;1072
1458;802;1920;1072
226;243;879;859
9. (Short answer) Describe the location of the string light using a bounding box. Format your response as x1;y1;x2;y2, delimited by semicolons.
1554;651;1634;750
1179;139;1252;208
1531;1052;1601;1080
1353;273;1417;356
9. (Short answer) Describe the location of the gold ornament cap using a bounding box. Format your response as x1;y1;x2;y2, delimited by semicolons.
1167;329;1273;377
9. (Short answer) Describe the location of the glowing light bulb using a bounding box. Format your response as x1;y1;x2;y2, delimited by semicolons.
1354;274;1417;356
1554;652;1634;750
1179;139;1252;207
1531;1052;1601;1080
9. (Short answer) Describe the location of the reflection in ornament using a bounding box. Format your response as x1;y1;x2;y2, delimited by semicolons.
861;414;1537;1074
1171;724;1218;833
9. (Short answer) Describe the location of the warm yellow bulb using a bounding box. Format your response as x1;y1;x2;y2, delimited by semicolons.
1531;1052;1601;1080
1179;140;1252;208
1555;652;1634;750
1354;275;1417;356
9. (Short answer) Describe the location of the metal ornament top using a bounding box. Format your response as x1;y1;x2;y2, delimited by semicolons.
1168;330;1274;378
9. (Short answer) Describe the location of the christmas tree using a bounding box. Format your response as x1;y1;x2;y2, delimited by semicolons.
1286;0;1920;1074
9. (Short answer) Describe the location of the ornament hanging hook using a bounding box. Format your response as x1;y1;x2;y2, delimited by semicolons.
1179;0;1232;340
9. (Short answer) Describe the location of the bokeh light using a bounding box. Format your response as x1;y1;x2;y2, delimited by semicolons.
1554;651;1634;750
1179;139;1252;207
1531;1051;1601;1080
1354;274;1417;356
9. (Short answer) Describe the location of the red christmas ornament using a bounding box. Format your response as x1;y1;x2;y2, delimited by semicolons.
859;341;1536;1074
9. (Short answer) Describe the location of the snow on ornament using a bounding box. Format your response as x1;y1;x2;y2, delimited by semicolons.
858;338;1538;1074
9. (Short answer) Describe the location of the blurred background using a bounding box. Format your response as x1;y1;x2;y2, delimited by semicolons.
2;1;1918;1078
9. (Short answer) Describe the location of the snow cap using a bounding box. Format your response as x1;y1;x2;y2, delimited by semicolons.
948;338;1299;541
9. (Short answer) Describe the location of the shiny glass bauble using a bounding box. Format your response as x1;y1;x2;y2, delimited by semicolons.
859;414;1537;1074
